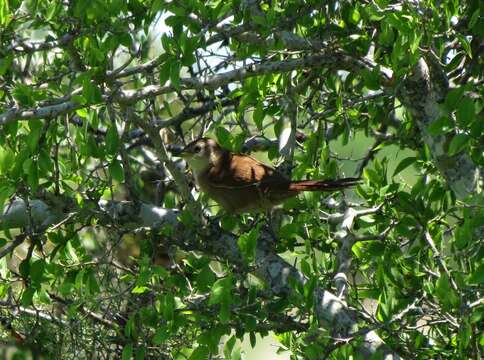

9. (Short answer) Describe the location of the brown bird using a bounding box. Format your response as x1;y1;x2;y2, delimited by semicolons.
177;138;359;213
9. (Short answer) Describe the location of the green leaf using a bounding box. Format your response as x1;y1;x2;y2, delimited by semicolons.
196;265;216;291
182;50;196;67
105;125;120;155
455;220;472;249
427;116;453;136
393;157;416;177
456;97;475;126
253;103;265;130
159;57;173;86
197;327;226;353
0;146;15;174
230;347;241;360
456;34;472;58
363;168;380;185
153;328;168;344
249;332;256;348
219;302;231;324
207;275;233;324
135;346;145;360
87;271;100;294
23;158;39;191
170;62;181;89
300;259;311;277
303;277;316;307
118;33;132;48
349;8;360;24
215;127;231;149
446;52;465;73
161;33;173;53
161;294;175;321
468;9;480;29
445;87;465;111
436;273;459;309
0;55;12;76
365;241;385;256
12;84;34;106
21;287;36;306
378;22;394;46
132;285;149;294
124;315;135;338
38;148;54;175
470;307;484;325
458;320;472;349
448;133;469;156
361;68;380;90
386;13;410;34
409;32;422;53
122;344;133;360
467;263;484;285
82;80;102;104
76;108;88;118
75;269;86;291
223;335;236;359
208;276;232;305
19;259;30;278
46;1;61;20
88;109;99;130
189;346;209;360
87;134;102;158
220;215;237;231
109;159;124;182
30;259;45;285
237;226;259;262
27;121;43;153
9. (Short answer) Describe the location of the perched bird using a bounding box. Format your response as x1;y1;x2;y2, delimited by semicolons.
176;138;359;213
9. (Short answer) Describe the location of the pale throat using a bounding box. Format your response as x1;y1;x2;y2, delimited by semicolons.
187;151;222;177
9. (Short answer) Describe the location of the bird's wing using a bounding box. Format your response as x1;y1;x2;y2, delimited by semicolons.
207;154;283;189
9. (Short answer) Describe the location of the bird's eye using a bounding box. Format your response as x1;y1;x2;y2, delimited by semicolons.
194;145;202;153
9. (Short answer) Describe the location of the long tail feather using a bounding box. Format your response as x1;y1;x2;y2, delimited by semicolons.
287;177;361;192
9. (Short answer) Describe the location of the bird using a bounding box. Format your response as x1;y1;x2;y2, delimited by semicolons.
175;137;360;213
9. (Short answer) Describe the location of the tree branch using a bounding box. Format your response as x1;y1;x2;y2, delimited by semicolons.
397;57;481;200
1;52;376;125
5;32;78;54
153;97;239;129
1;197;401;359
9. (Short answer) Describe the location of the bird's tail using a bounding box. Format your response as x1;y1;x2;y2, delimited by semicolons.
287;177;361;192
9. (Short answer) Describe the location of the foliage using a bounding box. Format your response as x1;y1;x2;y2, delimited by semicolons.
0;0;482;359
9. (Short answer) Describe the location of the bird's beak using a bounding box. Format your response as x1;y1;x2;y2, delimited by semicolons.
178;150;191;158
167;144;191;158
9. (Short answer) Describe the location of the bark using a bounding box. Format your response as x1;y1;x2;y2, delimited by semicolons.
397;57;481;200
1;198;401;359
0;51;372;125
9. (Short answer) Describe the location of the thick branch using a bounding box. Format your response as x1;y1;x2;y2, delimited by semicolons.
1;52;373;125
5;33;78;54
397;58;481;199
1;198;401;359
154;97;239;129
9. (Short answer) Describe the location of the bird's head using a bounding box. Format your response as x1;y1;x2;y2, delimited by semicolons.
177;138;224;173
